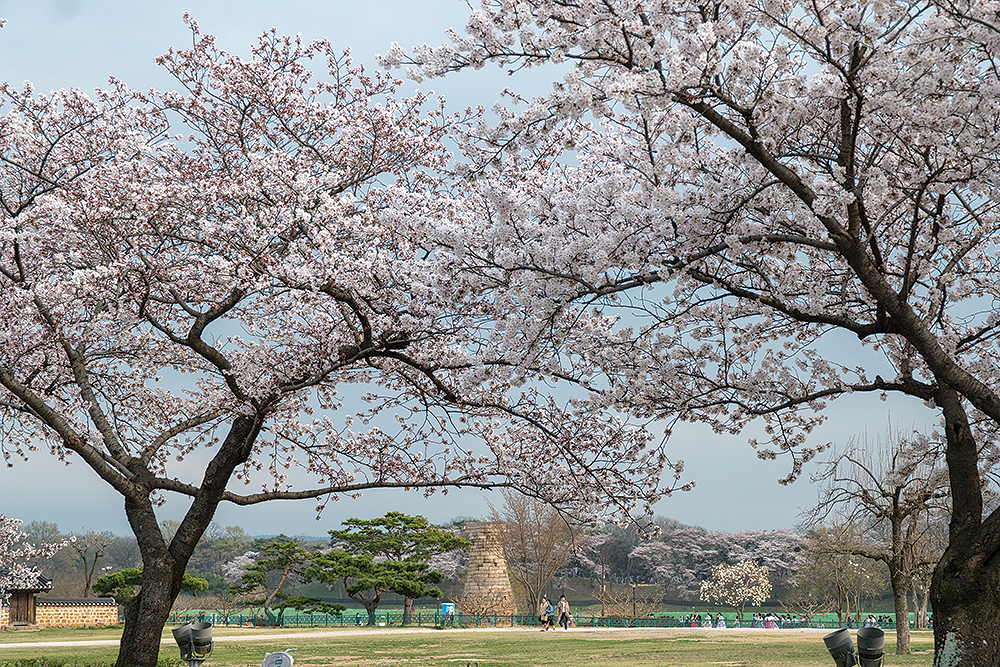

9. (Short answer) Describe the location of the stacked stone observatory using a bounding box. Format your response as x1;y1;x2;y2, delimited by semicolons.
460;522;517;615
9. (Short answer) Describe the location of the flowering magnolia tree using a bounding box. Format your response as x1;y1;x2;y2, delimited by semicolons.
0;19;679;667
0;514;69;599
396;0;1000;663
699;559;772;622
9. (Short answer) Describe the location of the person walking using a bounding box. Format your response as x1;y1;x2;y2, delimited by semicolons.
539;597;550;631
558;595;570;630
545;598;556;631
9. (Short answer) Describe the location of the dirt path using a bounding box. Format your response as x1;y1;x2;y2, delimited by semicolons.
0;624;839;650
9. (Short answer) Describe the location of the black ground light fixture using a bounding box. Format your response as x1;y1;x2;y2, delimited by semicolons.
172;621;213;667
824;627;888;667
823;628;858;666
857;627;886;667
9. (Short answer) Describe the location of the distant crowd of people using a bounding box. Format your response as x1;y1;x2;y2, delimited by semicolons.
664;612;929;629
749;613;805;628
862;614;893;627
667;612;808;628
535;604;924;631
676;613;728;628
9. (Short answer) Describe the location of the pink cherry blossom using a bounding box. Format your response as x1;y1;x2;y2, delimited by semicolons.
395;1;1000;663
0;514;70;598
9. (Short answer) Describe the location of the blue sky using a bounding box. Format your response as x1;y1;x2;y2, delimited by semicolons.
0;0;938;537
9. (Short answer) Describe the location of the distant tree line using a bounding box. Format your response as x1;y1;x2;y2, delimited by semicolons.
17;504;941;633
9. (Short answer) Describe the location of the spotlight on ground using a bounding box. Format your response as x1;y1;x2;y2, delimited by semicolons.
857;627;886;667
262;650;296;667
172;621;213;667
823;628;858;667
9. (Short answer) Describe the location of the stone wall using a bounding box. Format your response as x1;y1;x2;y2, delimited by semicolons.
2;598;118;628
460;523;517;615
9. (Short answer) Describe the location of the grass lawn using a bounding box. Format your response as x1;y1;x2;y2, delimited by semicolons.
0;626;935;667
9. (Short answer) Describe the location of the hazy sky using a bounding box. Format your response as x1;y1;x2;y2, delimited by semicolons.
0;0;938;538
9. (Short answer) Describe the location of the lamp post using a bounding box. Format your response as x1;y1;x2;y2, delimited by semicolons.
632;580;637;619
600;557;606;618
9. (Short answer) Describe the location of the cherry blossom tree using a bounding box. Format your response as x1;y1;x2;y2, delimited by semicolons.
699;559;772;623
427;540;468;581
628;525;802;599
0;514;69;599
221;550;259;584
722;529;804;597
0;19;678;667
397;0;1000;662
629;526;722;598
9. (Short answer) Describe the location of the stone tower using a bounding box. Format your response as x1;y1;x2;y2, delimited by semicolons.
459;522;518;615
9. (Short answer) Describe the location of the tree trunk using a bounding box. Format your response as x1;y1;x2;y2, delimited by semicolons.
116;498;189;667
911;582;928;630
931;386;1000;667
888;516;912;654
890;568;911;654
83;560;97;598
403;596;413;625
930;534;1000;667
117;565;184;667
346;582;382;626
114;415;260;667
916;586;930;630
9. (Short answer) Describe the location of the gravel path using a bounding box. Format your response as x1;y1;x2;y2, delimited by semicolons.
0;624;840;650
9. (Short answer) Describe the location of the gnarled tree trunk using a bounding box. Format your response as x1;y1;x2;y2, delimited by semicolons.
930;531;1000;667
931;388;1000;667
403;595;414;625
114;416;259;667
116;499;192;667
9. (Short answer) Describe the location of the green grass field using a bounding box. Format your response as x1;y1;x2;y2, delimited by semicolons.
0;625;935;667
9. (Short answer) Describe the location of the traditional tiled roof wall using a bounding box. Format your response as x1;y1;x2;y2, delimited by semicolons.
1;597;118;628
